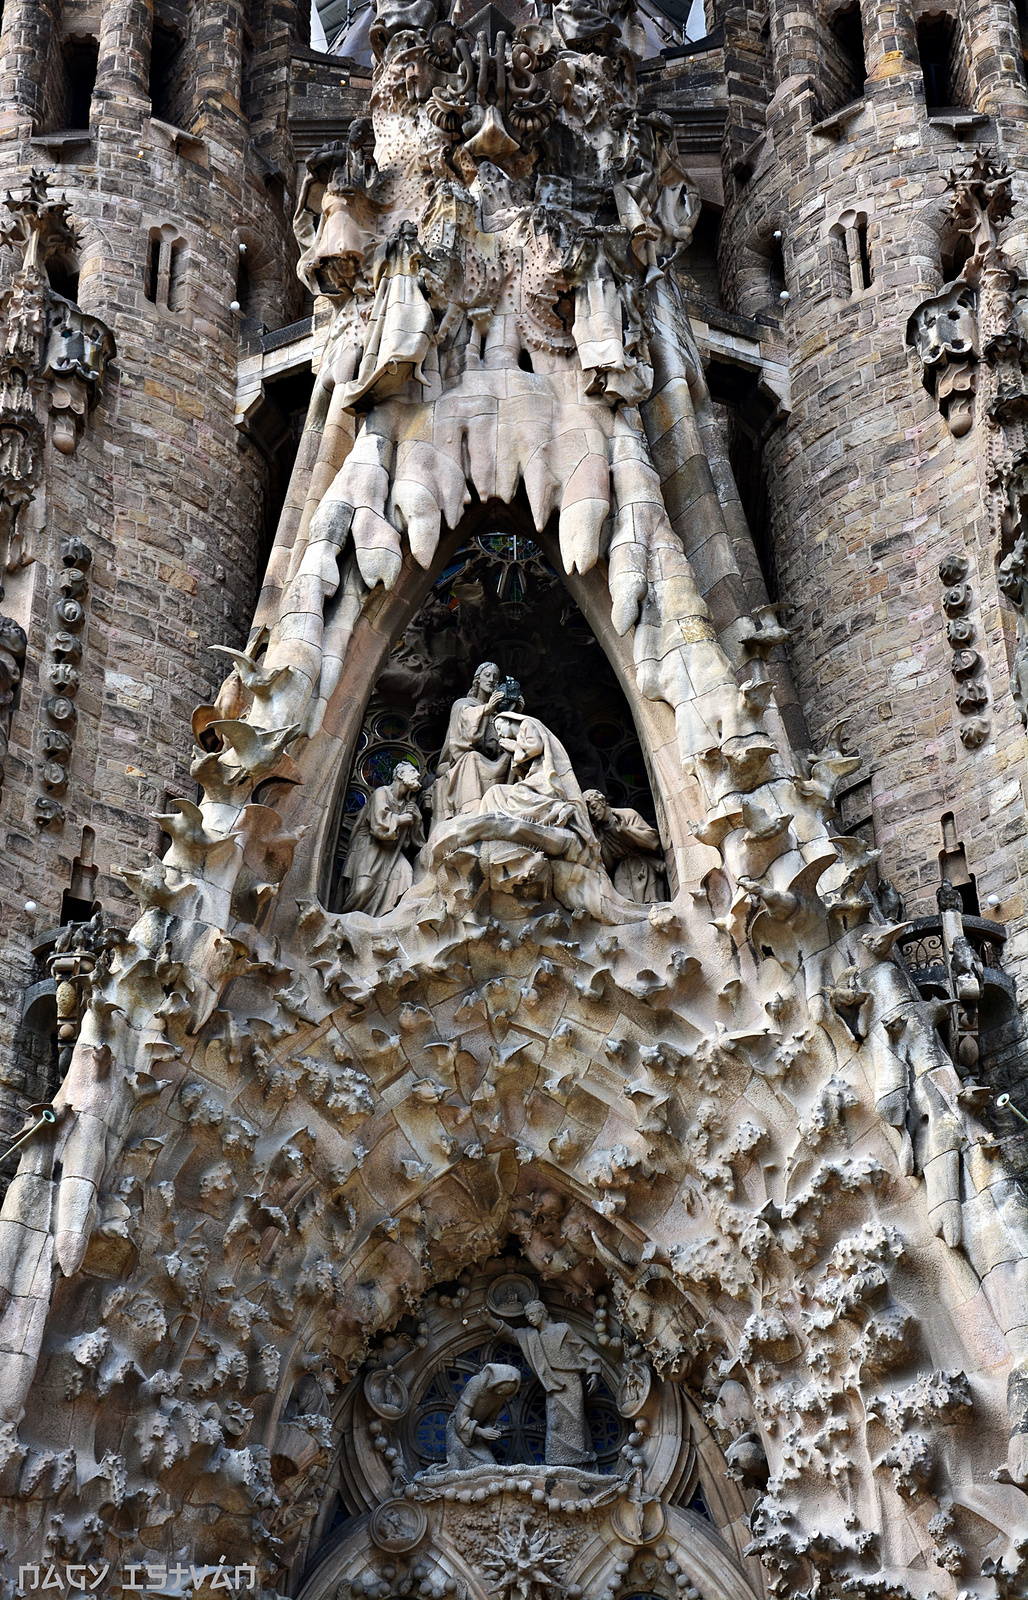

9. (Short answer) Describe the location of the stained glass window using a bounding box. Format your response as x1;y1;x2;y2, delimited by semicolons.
404;1338;627;1474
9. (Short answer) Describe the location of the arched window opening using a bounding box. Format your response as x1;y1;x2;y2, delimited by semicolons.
47;248;80;303
767;238;787;312
823;1;866;114
144;227;188;313
1016;0;1028;84
327;531;662;911
235;255;253;317
706;357;780;601
918;13;967;109
941;229;974;283
675;201;723;308
149;20;187;125
58;36;99;131
61;826;98;924
939;810;980;915
831;212;872;296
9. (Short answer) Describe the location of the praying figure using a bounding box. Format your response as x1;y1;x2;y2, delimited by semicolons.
583;789;667;902
487;1300;600;1466
432;662;513;824
339;760;425;915
445;1363;521;1469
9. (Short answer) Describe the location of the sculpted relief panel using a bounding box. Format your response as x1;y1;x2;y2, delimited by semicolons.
0;10;1027;1600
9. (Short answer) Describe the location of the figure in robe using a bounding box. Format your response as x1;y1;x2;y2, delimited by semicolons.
340;760;425;915
432;662;512;824
338;220;435;411
584;789;667;902
478;715;599;861
487;1301;600;1466
444;1363;521;1469
294;124;380;298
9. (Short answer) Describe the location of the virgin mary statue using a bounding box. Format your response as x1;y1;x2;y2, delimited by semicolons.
478;716;600;865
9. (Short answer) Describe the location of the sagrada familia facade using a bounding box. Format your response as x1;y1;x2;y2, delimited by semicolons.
2;0;1028;1594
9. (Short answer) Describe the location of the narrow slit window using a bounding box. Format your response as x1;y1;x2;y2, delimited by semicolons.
167;240;187;312
63;38;99;130
145;235;161;303
918;14;959;107
149;21;186;125
825;0;866;110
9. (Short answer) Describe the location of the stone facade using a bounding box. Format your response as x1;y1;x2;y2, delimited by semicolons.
1;0;1028;1599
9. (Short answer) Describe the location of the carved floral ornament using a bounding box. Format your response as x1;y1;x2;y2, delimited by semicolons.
2;11;1028;1600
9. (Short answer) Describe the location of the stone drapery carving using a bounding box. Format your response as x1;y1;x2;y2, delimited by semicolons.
433;661;513;824
0;22;1027;1600
486;1299;601;1467
583;788;667;901
340;758;426;914
444;1361;521;1468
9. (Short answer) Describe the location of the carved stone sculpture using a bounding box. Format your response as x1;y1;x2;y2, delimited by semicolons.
432;662;512;825
339;760;426;915
583;789;667;901
2;24;1028;1600
489;1300;601;1466
443;1361;521;1468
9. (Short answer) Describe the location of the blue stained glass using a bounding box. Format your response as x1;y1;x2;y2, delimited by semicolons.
359;746;420;788
588;1402;624;1454
414;1408;449;1461
343;789;366;814
688;1488;713;1523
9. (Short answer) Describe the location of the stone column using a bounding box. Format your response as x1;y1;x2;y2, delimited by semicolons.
965;0;1028;115
767;0;819;96
195;0;246;134
0;0;60;134
93;0;154;102
861;0;924;99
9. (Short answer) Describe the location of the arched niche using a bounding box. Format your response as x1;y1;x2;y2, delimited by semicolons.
266;497;703;918
286;1263;764;1600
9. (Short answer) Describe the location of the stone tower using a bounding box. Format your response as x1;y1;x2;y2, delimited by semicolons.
0;0;306;1114
0;0;1027;1598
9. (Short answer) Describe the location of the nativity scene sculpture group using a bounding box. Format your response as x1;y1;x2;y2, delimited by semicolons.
1;3;1028;1600
339;662;668;916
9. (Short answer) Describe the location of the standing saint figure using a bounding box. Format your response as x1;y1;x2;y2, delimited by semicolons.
340;760;425;915
444;1362;521;1470
432;662;512;824
583;789;667;902
487;1301;600;1467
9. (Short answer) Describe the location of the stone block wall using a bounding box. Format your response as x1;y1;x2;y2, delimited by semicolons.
706;0;1028;1013
0;0;307;1131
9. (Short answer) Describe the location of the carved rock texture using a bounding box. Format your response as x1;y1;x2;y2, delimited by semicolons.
0;22;1027;1600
